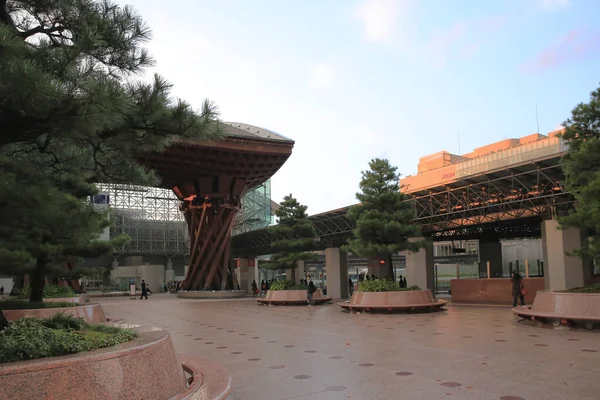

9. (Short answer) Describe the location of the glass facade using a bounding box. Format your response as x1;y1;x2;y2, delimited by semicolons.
501;239;544;277
233;180;273;235
433;240;478;257
95;181;274;257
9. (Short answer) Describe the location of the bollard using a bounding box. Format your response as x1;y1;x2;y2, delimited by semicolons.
525;260;529;279
486;261;491;279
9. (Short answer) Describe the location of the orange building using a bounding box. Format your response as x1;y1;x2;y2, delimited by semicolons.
400;129;566;194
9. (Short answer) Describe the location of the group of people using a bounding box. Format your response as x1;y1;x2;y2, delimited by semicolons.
165;280;183;293
252;279;275;297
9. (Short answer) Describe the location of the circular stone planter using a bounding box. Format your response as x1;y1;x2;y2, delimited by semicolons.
257;289;332;305
177;290;246;299
340;290;447;313
0;326;231;400
512;291;600;329
2;303;107;324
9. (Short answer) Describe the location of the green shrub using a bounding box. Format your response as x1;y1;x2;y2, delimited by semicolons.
561;283;600;293
17;285;76;299
269;281;293;290
0;313;137;363
269;281;308;291
358;279;421;292
0;300;76;310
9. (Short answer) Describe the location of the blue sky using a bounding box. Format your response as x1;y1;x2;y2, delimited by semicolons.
125;0;600;214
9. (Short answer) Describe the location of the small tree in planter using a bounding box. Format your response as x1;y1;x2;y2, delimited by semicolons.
559;85;600;266
266;195;317;284
346;158;424;282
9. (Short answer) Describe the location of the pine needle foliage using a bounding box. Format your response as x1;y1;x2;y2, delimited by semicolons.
266;195;317;282
559;86;600;259
0;0;222;302
345;158;424;280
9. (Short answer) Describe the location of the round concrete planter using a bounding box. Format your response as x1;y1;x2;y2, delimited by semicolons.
340;290;447;313
257;289;332;305
0;326;231;400
177;290;246;299
2;303;107;324
512;291;600;328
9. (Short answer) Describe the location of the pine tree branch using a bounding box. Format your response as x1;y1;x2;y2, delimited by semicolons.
20;24;66;39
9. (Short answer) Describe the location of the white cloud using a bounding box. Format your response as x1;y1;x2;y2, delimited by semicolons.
537;0;571;11
310;63;334;89
356;0;408;43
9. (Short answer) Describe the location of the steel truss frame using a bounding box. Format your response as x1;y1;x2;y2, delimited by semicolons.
232;161;574;258
411;163;573;231
96;184;186;256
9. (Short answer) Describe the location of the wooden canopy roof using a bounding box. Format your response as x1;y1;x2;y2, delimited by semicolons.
137;122;294;199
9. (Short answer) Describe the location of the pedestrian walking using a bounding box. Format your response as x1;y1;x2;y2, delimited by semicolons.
511;271;525;307
140;280;148;300
306;275;316;306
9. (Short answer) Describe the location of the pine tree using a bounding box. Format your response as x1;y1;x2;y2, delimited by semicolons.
346;158;424;281
266;195;317;283
0;0;221;302
559;85;600;259
0;166;130;302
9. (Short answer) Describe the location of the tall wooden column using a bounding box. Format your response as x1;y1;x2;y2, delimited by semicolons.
182;198;241;291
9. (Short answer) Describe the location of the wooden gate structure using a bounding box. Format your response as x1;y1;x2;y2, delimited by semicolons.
138;123;294;291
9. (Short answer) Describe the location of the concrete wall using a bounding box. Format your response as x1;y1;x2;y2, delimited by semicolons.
451;277;545;305
110;265;165;293
82;254;187;276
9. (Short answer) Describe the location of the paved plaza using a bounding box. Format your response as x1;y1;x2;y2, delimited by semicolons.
99;295;599;400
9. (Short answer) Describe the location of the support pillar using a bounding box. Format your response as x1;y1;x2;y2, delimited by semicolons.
541;220;585;290
478;238;502;278
367;258;392;280
405;238;434;291
164;258;175;283
325;248;348;299
237;258;255;294
254;258;260;285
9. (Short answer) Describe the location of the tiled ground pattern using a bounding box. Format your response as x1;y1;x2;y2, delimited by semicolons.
99;295;599;400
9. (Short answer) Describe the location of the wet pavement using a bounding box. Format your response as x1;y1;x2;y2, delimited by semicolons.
99;295;599;400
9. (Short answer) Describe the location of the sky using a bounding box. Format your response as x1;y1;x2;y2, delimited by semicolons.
123;0;600;215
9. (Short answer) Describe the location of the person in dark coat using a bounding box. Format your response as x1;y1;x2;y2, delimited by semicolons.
306;275;316;306
511;271;524;307
140;280;148;300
